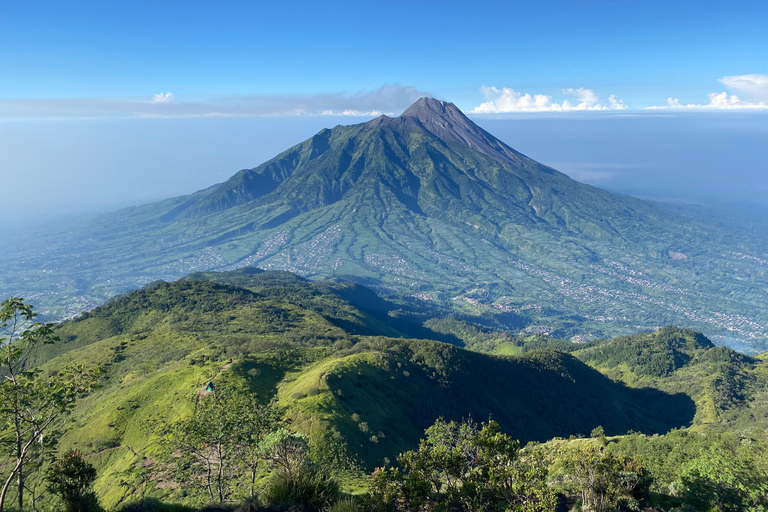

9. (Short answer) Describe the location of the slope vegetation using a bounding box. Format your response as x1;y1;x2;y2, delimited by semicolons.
573;326;768;428
24;270;701;507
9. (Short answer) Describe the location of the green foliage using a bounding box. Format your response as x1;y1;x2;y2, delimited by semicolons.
327;497;361;512
262;429;310;481
590;426;605;440
149;385;280;504
577;326;714;378
45;450;100;512
365;418;555;512
558;429;768;512
258;427;342;510
261;465;340;512
0;297;99;512
558;442;623;512
15;268;768;509
24;270;703;486
574;326;768;429
680;443;768;511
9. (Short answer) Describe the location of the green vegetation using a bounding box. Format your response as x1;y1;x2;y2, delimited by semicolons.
0;298;99;512
149;384;280;504
5;267;768;511
45;450;99;512
364;418;555;511
572;326;768;429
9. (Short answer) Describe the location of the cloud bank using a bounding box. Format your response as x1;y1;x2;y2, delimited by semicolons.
648;74;768;110
472;86;628;113
0;84;428;120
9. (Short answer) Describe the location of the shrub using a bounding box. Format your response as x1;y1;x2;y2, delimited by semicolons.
45;450;100;512
327;498;361;512
262;466;340;511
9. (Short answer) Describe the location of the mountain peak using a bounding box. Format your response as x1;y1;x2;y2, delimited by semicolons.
401;97;463;120
367;97;524;164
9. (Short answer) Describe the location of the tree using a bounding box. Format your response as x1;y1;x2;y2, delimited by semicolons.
151;384;279;503
231;392;282;500
262;429;311;482
367;418;555;512
260;429;340;511
0;297;99;512
45;450;98;512
560;442;621;512
680;443;768;512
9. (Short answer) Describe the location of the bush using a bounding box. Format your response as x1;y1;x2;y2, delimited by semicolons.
327;498;361;512
262;467;340;511
45;450;100;512
114;498;191;512
614;495;642;512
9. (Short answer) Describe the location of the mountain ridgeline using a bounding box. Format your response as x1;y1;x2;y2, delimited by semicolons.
3;98;767;350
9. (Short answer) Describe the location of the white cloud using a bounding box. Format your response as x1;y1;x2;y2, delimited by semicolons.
0;84;429;120
607;94;628;110
152;92;174;103
648;74;768;110
665;97;683;108
472;86;628;113
321;109;385;117
719;74;768;101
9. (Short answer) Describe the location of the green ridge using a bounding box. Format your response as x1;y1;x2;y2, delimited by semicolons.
20;268;768;507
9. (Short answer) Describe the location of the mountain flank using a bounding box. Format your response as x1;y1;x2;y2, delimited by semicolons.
2;98;767;351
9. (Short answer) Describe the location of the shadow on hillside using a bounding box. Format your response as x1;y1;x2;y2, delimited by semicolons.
116;497;193;512
396;349;698;448
624;385;697;434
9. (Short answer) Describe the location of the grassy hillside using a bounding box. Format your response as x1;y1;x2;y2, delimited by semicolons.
18;270;707;508
572;326;768;428
424;318;768;431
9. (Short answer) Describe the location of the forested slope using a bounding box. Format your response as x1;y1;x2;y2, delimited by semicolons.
20;269;709;507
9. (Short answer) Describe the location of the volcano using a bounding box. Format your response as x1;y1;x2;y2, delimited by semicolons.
5;98;767;349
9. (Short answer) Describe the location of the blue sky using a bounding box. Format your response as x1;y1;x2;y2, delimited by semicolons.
3;0;768;112
1;0;767;223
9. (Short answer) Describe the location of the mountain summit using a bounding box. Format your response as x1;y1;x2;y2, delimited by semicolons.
7;97;767;348
367;97;525;163
173;95;606;227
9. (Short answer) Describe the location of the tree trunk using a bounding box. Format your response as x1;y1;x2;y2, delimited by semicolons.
1;431;38;512
0;475;13;512
30;483;37;512
216;442;224;503
16;468;22;512
15;421;23;511
206;462;214;502
0;459;23;512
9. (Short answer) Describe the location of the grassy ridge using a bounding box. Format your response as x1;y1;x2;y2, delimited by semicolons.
572;326;768;428
21;269;736;506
